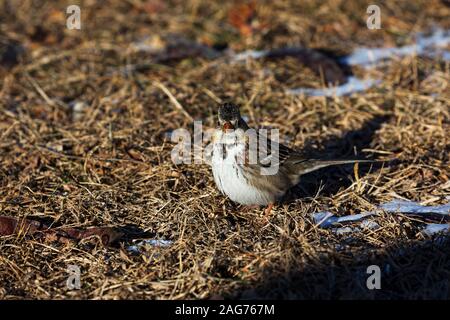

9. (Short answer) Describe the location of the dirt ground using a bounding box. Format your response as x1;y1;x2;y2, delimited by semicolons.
0;0;449;299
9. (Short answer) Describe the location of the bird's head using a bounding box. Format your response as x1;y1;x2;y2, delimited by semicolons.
218;102;242;131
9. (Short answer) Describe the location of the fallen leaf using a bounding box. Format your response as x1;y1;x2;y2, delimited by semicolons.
228;1;257;37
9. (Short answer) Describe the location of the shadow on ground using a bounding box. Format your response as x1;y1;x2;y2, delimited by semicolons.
230;238;450;299
284;114;395;201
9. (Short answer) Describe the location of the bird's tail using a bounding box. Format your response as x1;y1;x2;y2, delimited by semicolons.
292;158;375;175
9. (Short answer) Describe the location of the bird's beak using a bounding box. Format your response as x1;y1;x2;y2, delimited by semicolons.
222;121;234;131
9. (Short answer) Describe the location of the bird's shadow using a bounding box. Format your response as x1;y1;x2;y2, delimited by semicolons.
282;114;394;202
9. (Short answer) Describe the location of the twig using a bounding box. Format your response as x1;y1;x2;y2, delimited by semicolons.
154;81;194;122
25;73;56;107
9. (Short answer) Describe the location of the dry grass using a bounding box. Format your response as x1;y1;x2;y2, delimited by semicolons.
0;0;449;299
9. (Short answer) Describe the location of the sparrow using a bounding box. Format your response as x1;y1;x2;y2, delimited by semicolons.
211;102;373;216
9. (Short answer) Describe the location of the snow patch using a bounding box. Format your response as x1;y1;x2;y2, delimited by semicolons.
422;224;450;236
232;49;268;61
313;199;450;236
230;29;450;97
127;239;173;253
342;28;450;67
287;77;381;97
379;199;450;216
